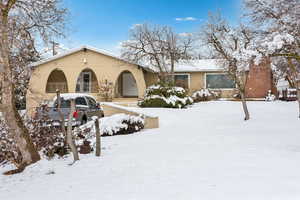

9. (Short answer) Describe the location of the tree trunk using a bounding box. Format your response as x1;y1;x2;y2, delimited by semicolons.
0;11;40;172
240;92;250;121
95;118;101;157
67;99;79;162
297;88;300;118
158;73;166;84
170;58;175;85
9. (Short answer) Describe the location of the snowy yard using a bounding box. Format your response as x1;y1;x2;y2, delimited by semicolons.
1;101;300;200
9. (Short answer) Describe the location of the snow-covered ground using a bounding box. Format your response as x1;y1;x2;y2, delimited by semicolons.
1;101;300;200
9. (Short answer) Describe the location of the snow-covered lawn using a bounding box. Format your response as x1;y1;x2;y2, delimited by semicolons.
1;101;300;200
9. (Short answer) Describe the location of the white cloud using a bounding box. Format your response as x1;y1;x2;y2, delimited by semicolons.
178;32;193;37
130;23;142;29
175;17;197;21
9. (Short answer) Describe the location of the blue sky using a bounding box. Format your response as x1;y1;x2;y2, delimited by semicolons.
61;0;241;54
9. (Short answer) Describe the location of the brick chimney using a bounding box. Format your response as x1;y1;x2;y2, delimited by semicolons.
245;58;276;98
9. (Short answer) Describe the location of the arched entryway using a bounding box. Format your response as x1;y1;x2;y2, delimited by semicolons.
46;69;68;93
115;71;138;97
75;68;99;93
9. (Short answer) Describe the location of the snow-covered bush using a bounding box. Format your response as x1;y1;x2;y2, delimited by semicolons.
74;114;145;150
27;125;67;158
265;90;276;102
0;119;22;166
0;105;69;166
98;79;114;102
100;114;144;136
1;109;145;164
138;85;193;108
27;104;68;158
192;89;219;102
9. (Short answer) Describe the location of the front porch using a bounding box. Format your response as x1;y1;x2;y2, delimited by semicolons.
45;68;140;102
27;46;149;115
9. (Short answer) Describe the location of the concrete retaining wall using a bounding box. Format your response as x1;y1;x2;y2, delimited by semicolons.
102;103;159;129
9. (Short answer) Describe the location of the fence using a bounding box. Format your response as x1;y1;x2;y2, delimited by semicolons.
279;88;298;101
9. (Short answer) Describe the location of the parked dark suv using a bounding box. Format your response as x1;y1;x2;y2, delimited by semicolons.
36;93;104;126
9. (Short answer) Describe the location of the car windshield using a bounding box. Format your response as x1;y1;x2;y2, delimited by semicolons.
86;97;97;109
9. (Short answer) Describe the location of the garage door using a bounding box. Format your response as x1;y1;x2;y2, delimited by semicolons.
122;72;138;97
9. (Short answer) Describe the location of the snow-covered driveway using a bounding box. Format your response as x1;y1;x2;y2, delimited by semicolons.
1;101;300;200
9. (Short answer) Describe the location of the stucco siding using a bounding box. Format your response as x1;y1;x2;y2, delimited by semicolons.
143;71;159;87
26;49;147;115
175;71;236;97
189;72;205;93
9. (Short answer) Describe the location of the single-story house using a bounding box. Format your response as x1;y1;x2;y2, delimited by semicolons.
26;45;275;114
172;58;276;99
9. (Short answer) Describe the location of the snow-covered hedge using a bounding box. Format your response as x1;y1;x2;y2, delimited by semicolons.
74;114;145;147
1;105;68;165
0;109;145;165
0;119;22;165
138;85;193;108
192;89;219;102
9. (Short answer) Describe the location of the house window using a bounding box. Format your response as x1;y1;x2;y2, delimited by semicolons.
174;74;189;89
206;73;235;89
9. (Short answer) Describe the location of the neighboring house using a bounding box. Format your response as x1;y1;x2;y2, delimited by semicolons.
172;59;237;98
26;45;275;114
172;59;275;98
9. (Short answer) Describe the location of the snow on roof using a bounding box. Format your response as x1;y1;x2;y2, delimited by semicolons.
30;45;155;72
31;45;222;73
174;59;223;72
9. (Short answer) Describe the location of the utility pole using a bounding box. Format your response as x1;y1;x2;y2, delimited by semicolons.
50;41;59;56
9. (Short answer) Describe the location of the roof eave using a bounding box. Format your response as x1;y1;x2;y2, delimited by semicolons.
29;45;155;73
174;69;225;73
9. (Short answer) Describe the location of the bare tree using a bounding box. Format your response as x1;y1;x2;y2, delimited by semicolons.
200;14;260;120
0;0;67;173
244;0;300;117
121;24;193;84
162;27;193;81
98;79;114;102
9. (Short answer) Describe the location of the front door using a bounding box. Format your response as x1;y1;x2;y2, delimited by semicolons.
82;72;91;93
122;72;138;97
76;72;91;93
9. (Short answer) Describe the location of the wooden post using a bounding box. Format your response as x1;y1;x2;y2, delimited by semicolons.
95;117;101;157
67;99;79;162
56;89;66;136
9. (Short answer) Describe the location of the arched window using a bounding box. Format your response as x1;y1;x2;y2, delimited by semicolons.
75;68;99;93
46;69;68;93
115;71;138;97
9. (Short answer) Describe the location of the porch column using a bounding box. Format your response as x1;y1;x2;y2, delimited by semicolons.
64;70;80;93
132;69;146;98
